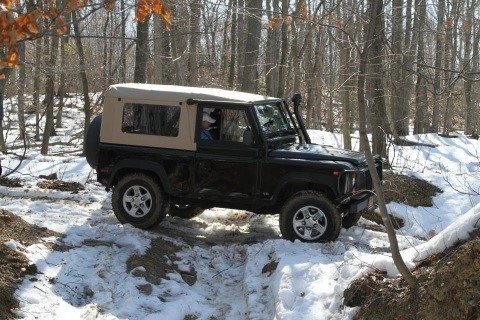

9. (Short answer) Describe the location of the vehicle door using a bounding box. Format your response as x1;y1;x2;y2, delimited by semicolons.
194;103;261;203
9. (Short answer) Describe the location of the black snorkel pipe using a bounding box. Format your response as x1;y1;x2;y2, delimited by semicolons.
291;93;311;144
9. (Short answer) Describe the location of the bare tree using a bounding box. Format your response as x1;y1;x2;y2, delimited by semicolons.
170;3;188;85
40;33;60;155
120;0;127;83
358;0;417;287
305;21;325;131
265;0;280;96
72;10;92;154
17;41;26;140
442;0;459;136
133;14;151;83
368;0;388;158
55;34;67;129
431;0;445;133
338;4;354;149
56;2;70;129
390;0;409;141
187;0;201;86
153;15;171;84
228;0;238;88
240;0;262;93
463;0;478;137
33;38;42;141
413;0;428;134
277;0;289;98
390;0;411;137
0;49;12;153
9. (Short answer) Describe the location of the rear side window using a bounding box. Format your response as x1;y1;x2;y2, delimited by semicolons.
122;103;180;137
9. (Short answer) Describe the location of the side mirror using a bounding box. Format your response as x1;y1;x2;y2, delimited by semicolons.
243;129;254;146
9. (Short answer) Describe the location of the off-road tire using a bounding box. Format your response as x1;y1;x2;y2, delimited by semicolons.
112;173;168;229
169;204;204;219
280;191;341;243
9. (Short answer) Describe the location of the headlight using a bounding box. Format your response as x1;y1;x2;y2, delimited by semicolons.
339;172;357;195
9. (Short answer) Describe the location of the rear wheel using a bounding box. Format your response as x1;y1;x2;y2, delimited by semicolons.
169;204;204;219
280;191;341;243
112;173;168;229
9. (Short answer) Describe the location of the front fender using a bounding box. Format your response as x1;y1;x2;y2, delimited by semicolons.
271;172;338;202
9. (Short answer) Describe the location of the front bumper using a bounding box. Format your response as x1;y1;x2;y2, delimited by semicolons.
339;192;377;214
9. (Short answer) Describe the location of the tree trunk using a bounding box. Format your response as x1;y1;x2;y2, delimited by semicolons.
368;2;388;158
236;0;246;87
413;0;428;135
265;0;280;96
463;0;476;136
33;38;42;141
470;19;480;138
102;13;110;89
338;7;353;149
391;0;413;137
305;22;323;130
0;49;12;153
120;0;127;82
221;0;232;82
327;36;335;133
153;16;165;84
290;0;304;93
0;91;5;153
170;4;187;86
358;0;417;288
277;0;289;98
443;0;459;136
431;0;445;133
56;21;69;129
390;0;407;140
240;0;262;93
228;0;238;88
17;42;26;140
72;10;92;155
133;14;151;83
188;0;201;86
40;32;60;155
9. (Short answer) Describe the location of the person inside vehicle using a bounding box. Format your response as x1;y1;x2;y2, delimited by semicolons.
201;113;216;139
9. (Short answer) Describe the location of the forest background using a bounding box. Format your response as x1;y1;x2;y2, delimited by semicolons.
1;0;479;158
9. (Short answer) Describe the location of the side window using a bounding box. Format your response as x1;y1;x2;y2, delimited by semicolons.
201;107;249;143
122;103;180;137
220;109;249;142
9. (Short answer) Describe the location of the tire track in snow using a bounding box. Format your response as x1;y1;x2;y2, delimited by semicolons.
172;243;252;319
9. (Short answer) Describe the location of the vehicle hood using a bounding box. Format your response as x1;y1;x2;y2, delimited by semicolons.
269;143;367;166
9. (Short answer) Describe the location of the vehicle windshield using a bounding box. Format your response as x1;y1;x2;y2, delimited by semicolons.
253;102;296;138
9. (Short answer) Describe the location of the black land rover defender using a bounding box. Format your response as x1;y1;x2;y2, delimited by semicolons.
85;83;382;243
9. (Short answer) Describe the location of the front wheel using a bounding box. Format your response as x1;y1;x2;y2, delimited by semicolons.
112;173;168;229
280;191;341;243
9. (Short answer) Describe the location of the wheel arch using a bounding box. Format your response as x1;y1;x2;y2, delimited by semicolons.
108;159;172;194
273;174;337;207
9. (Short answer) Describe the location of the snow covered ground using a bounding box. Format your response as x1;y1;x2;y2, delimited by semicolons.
1;101;479;319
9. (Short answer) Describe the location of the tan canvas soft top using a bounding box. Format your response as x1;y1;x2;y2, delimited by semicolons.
100;83;278;151
105;83;274;103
